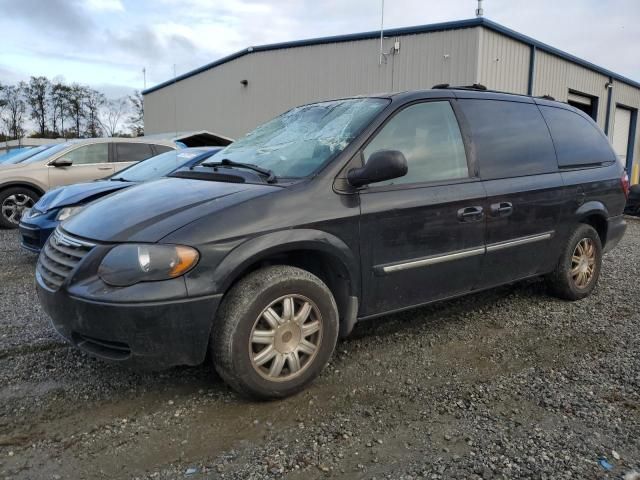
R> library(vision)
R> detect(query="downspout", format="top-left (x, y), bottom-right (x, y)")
top-left (604, 76), bottom-right (613, 136)
top-left (527, 45), bottom-right (536, 96)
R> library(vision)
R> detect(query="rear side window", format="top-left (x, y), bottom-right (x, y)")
top-left (539, 106), bottom-right (615, 167)
top-left (459, 99), bottom-right (557, 179)
top-left (364, 101), bottom-right (468, 186)
top-left (115, 143), bottom-right (154, 163)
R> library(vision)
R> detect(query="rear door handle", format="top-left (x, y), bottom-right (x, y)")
top-left (97, 166), bottom-right (112, 170)
top-left (457, 206), bottom-right (484, 222)
top-left (490, 202), bottom-right (513, 217)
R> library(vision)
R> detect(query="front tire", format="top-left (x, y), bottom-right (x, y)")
top-left (546, 224), bottom-right (602, 300)
top-left (211, 265), bottom-right (339, 399)
top-left (0, 187), bottom-right (39, 229)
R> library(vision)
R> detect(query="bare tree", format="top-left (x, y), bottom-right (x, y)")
top-left (127, 90), bottom-right (144, 136)
top-left (49, 82), bottom-right (70, 137)
top-left (0, 84), bottom-right (27, 140)
top-left (84, 89), bottom-right (106, 138)
top-left (24, 76), bottom-right (50, 137)
top-left (65, 84), bottom-right (87, 138)
top-left (99, 97), bottom-right (128, 136)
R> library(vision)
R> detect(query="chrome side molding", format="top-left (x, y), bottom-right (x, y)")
top-left (485, 231), bottom-right (553, 252)
top-left (377, 231), bottom-right (554, 274)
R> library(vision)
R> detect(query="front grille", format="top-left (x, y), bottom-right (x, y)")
top-left (37, 228), bottom-right (94, 291)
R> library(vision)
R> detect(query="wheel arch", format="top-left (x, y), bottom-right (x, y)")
top-left (213, 229), bottom-right (360, 335)
top-left (575, 201), bottom-right (608, 246)
top-left (0, 181), bottom-right (46, 196)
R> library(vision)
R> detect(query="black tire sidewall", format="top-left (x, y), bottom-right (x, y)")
top-left (0, 187), bottom-right (40, 229)
top-left (214, 268), bottom-right (338, 399)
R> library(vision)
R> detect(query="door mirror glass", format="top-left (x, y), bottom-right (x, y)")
top-left (52, 157), bottom-right (73, 167)
top-left (347, 150), bottom-right (407, 187)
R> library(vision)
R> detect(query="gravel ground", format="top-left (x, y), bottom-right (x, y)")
top-left (1, 221), bottom-right (639, 480)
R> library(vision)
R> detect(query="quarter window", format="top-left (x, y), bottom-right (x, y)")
top-left (539, 106), bottom-right (615, 167)
top-left (364, 101), bottom-right (468, 186)
top-left (115, 143), bottom-right (155, 163)
top-left (63, 143), bottom-right (108, 165)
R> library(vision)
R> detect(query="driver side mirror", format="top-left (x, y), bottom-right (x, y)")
top-left (51, 157), bottom-right (73, 167)
top-left (347, 150), bottom-right (408, 188)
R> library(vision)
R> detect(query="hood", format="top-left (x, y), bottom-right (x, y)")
top-left (62, 177), bottom-right (279, 243)
top-left (0, 161), bottom-right (32, 171)
top-left (35, 181), bottom-right (132, 212)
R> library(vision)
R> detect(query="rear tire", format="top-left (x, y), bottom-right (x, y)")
top-left (546, 224), bottom-right (602, 300)
top-left (211, 265), bottom-right (339, 400)
top-left (0, 187), bottom-right (40, 229)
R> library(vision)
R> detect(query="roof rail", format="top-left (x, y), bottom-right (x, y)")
top-left (432, 83), bottom-right (488, 91)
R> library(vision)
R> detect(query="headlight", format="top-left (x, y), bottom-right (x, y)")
top-left (98, 244), bottom-right (199, 287)
top-left (56, 205), bottom-right (85, 221)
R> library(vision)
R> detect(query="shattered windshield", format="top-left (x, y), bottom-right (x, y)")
top-left (217, 98), bottom-right (389, 178)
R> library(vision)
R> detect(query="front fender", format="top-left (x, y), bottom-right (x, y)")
top-left (185, 229), bottom-right (360, 298)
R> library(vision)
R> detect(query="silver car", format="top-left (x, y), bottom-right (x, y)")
top-left (0, 137), bottom-right (177, 228)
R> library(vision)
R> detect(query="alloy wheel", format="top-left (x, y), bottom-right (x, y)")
top-left (1, 193), bottom-right (35, 225)
top-left (249, 294), bottom-right (323, 382)
top-left (571, 238), bottom-right (596, 288)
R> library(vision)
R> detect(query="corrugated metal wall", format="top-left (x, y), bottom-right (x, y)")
top-left (611, 81), bottom-right (640, 181)
top-left (145, 25), bottom-right (640, 181)
top-left (477, 28), bottom-right (529, 94)
top-left (144, 28), bottom-right (480, 138)
top-left (532, 50), bottom-right (609, 129)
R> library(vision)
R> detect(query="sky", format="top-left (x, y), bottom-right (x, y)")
top-left (0, 0), bottom-right (638, 99)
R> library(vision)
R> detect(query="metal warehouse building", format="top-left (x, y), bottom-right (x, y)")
top-left (143, 17), bottom-right (640, 182)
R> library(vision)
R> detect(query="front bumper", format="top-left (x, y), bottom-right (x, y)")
top-left (19, 212), bottom-right (58, 253)
top-left (604, 214), bottom-right (626, 253)
top-left (37, 275), bottom-right (222, 370)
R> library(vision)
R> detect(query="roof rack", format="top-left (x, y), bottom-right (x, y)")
top-left (432, 83), bottom-right (488, 91)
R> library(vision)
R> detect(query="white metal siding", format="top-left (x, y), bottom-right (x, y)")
top-left (477, 28), bottom-right (529, 94)
top-left (144, 28), bottom-right (480, 138)
top-left (533, 50), bottom-right (609, 129)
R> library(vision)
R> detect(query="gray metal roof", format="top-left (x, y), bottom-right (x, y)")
top-left (142, 17), bottom-right (640, 95)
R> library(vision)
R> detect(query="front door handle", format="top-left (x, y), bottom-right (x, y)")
top-left (97, 166), bottom-right (112, 170)
top-left (490, 202), bottom-right (513, 217)
top-left (457, 206), bottom-right (484, 222)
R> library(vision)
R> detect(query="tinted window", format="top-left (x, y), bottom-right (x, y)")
top-left (459, 99), bottom-right (557, 179)
top-left (364, 101), bottom-right (468, 186)
top-left (539, 106), bottom-right (615, 166)
top-left (64, 143), bottom-right (109, 165)
top-left (115, 143), bottom-right (154, 163)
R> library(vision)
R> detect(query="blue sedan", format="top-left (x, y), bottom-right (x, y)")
top-left (19, 147), bottom-right (222, 252)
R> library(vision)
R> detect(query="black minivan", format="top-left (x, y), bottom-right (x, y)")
top-left (36, 87), bottom-right (627, 399)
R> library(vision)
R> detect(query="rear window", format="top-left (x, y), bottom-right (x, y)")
top-left (539, 106), bottom-right (615, 167)
top-left (115, 143), bottom-right (154, 163)
top-left (458, 99), bottom-right (557, 179)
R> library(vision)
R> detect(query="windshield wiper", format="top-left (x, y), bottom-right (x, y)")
top-left (109, 177), bottom-right (131, 182)
top-left (201, 158), bottom-right (277, 183)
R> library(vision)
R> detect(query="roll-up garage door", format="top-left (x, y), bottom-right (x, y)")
top-left (612, 107), bottom-right (632, 162)
top-left (567, 92), bottom-right (597, 120)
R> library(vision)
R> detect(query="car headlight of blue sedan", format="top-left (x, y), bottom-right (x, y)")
top-left (56, 205), bottom-right (85, 221)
